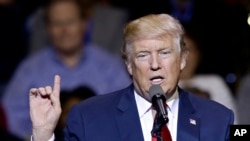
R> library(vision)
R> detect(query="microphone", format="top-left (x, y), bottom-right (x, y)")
top-left (149, 84), bottom-right (169, 125)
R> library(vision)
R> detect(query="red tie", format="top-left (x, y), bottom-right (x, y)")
top-left (161, 124), bottom-right (172, 141)
top-left (152, 124), bottom-right (172, 141)
top-left (151, 105), bottom-right (172, 141)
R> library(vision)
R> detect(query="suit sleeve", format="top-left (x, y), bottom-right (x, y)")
top-left (63, 105), bottom-right (85, 141)
top-left (226, 110), bottom-right (234, 141)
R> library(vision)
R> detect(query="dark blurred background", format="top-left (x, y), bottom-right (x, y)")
top-left (1, 0), bottom-right (250, 96)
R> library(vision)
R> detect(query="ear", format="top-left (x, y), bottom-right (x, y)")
top-left (180, 51), bottom-right (189, 71)
top-left (125, 60), bottom-right (133, 76)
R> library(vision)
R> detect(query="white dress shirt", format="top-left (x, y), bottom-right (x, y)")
top-left (134, 90), bottom-right (179, 141)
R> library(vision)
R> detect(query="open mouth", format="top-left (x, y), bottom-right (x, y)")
top-left (150, 76), bottom-right (164, 84)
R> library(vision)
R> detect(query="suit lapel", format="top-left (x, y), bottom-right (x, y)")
top-left (115, 85), bottom-right (144, 141)
top-left (177, 88), bottom-right (200, 141)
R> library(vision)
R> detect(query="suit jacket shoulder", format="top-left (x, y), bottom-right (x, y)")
top-left (177, 88), bottom-right (234, 141)
top-left (64, 84), bottom-right (144, 141)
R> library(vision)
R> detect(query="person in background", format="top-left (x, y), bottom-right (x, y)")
top-left (27, 0), bottom-right (129, 57)
top-left (178, 26), bottom-right (238, 124)
top-left (183, 87), bottom-right (210, 99)
top-left (88, 0), bottom-right (129, 57)
top-left (0, 103), bottom-right (24, 141)
top-left (29, 13), bottom-right (234, 141)
top-left (55, 86), bottom-right (96, 141)
top-left (1, 0), bottom-right (131, 140)
top-left (236, 72), bottom-right (250, 124)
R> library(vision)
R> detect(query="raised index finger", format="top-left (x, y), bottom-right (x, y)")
top-left (53, 75), bottom-right (61, 97)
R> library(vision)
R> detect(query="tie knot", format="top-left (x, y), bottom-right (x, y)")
top-left (151, 103), bottom-right (169, 128)
top-left (151, 103), bottom-right (168, 115)
top-left (151, 103), bottom-right (168, 109)
top-left (151, 104), bottom-right (172, 141)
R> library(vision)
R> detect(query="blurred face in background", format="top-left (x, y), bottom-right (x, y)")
top-left (47, 1), bottom-right (86, 54)
top-left (180, 35), bottom-right (200, 80)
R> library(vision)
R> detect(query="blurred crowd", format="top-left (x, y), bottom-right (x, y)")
top-left (0, 0), bottom-right (250, 140)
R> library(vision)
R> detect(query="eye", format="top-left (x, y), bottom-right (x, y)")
top-left (136, 52), bottom-right (149, 60)
top-left (159, 50), bottom-right (170, 57)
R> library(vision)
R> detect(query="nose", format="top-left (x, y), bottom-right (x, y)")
top-left (150, 54), bottom-right (161, 71)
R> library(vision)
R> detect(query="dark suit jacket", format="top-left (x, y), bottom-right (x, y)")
top-left (64, 84), bottom-right (234, 141)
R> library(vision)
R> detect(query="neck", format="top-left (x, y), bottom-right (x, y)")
top-left (57, 47), bottom-right (83, 69)
top-left (166, 87), bottom-right (178, 103)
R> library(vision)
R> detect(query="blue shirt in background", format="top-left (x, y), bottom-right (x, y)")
top-left (1, 43), bottom-right (132, 139)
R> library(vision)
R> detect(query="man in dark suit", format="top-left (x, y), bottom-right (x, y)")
top-left (29, 13), bottom-right (234, 141)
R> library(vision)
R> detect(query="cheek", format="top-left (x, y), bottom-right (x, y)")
top-left (71, 23), bottom-right (84, 36)
top-left (132, 63), bottom-right (150, 87)
top-left (129, 61), bottom-right (151, 82)
top-left (163, 57), bottom-right (182, 74)
top-left (49, 27), bottom-right (61, 38)
top-left (134, 61), bottom-right (150, 73)
top-left (72, 26), bottom-right (84, 37)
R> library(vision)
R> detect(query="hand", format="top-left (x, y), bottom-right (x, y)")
top-left (29, 75), bottom-right (61, 141)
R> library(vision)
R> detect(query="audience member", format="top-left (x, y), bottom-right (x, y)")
top-left (184, 87), bottom-right (210, 99)
top-left (0, 104), bottom-right (24, 141)
top-left (178, 26), bottom-right (238, 124)
top-left (55, 86), bottom-right (96, 141)
top-left (1, 0), bottom-right (131, 140)
top-left (236, 73), bottom-right (250, 124)
top-left (27, 0), bottom-right (129, 57)
top-left (89, 0), bottom-right (129, 56)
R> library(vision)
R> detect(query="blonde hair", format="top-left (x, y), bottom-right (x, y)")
top-left (122, 13), bottom-right (185, 60)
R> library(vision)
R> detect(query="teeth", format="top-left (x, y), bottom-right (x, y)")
top-left (152, 78), bottom-right (162, 82)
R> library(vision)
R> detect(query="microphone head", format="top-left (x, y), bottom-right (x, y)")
top-left (149, 85), bottom-right (166, 101)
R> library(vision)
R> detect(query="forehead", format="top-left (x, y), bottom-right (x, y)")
top-left (132, 37), bottom-right (175, 51)
top-left (48, 2), bottom-right (80, 20)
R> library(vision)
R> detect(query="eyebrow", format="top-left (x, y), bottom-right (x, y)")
top-left (134, 51), bottom-right (150, 56)
top-left (133, 44), bottom-right (173, 53)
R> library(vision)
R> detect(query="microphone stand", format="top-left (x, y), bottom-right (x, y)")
top-left (151, 112), bottom-right (169, 141)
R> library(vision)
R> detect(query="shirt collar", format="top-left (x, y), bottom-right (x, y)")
top-left (134, 88), bottom-right (179, 118)
top-left (135, 90), bottom-right (152, 118)
top-left (49, 44), bottom-right (88, 68)
top-left (167, 89), bottom-right (179, 113)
